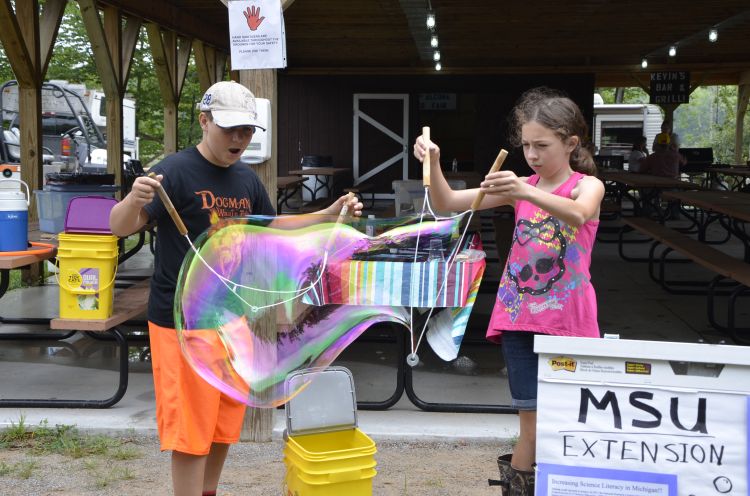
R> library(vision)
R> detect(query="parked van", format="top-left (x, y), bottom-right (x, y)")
top-left (593, 101), bottom-right (663, 168)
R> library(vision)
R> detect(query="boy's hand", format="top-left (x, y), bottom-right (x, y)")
top-left (322, 193), bottom-right (363, 217)
top-left (128, 174), bottom-right (163, 209)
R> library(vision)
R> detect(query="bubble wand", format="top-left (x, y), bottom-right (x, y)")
top-left (406, 127), bottom-right (507, 367)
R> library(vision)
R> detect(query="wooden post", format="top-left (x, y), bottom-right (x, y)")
top-left (736, 71), bottom-right (750, 165)
top-left (0, 0), bottom-right (64, 284)
top-left (77, 1), bottom-right (140, 194)
top-left (237, 69), bottom-right (278, 443)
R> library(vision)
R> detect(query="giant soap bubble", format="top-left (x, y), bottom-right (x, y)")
top-left (175, 213), bottom-right (485, 407)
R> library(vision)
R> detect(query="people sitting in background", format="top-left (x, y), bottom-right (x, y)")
top-left (627, 136), bottom-right (648, 173)
top-left (652, 119), bottom-right (681, 152)
top-left (639, 142), bottom-right (684, 178)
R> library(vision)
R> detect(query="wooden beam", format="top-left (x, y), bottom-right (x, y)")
top-left (193, 41), bottom-right (215, 92)
top-left (0, 1), bottom-right (35, 86)
top-left (38, 0), bottom-right (66, 77)
top-left (238, 69), bottom-right (278, 443)
top-left (96, 0), bottom-right (226, 49)
top-left (146, 24), bottom-right (192, 155)
top-left (736, 81), bottom-right (749, 165)
top-left (77, 0), bottom-right (117, 95)
top-left (121, 16), bottom-right (142, 84)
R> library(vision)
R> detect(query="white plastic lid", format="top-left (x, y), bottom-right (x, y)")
top-left (284, 366), bottom-right (358, 436)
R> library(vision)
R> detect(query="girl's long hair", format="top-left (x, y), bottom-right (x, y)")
top-left (509, 87), bottom-right (596, 175)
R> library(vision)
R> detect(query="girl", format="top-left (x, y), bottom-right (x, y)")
top-left (413, 87), bottom-right (604, 495)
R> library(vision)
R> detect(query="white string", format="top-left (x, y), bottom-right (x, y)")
top-left (408, 188), bottom-right (474, 356)
top-left (185, 235), bottom-right (330, 312)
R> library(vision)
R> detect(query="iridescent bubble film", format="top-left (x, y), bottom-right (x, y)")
top-left (175, 214), bottom-right (485, 407)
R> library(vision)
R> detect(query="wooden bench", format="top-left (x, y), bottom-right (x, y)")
top-left (277, 175), bottom-right (308, 212)
top-left (619, 217), bottom-right (750, 342)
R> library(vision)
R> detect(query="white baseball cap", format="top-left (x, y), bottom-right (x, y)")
top-left (197, 81), bottom-right (266, 131)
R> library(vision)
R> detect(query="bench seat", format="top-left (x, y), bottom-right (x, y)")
top-left (0, 279), bottom-right (151, 409)
top-left (619, 216), bottom-right (750, 343)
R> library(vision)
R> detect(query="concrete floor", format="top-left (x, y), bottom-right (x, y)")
top-left (0, 205), bottom-right (746, 441)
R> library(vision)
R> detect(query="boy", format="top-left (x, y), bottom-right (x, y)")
top-left (110, 80), bottom-right (361, 496)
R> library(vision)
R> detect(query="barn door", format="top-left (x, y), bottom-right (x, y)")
top-left (353, 94), bottom-right (409, 197)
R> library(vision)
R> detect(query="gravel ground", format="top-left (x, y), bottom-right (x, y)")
top-left (0, 434), bottom-right (513, 495)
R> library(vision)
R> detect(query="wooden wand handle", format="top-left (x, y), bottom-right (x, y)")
top-left (470, 149), bottom-right (509, 211)
top-left (148, 172), bottom-right (188, 236)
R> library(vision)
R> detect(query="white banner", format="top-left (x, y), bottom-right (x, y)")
top-left (535, 337), bottom-right (750, 496)
top-left (228, 0), bottom-right (287, 70)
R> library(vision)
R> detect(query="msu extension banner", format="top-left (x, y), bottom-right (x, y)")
top-left (534, 336), bottom-right (750, 496)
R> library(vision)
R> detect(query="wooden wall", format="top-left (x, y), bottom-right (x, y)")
top-left (277, 73), bottom-right (595, 191)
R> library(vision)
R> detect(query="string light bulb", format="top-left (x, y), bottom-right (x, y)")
top-left (668, 45), bottom-right (677, 57)
top-left (435, 62), bottom-right (442, 71)
top-left (641, 58), bottom-right (648, 69)
top-left (426, 11), bottom-right (436, 29)
top-left (430, 35), bottom-right (439, 48)
top-left (433, 50), bottom-right (441, 62)
top-left (708, 28), bottom-right (718, 42)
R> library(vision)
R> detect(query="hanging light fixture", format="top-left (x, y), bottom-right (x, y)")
top-left (430, 35), bottom-right (439, 48)
top-left (641, 58), bottom-right (648, 69)
top-left (668, 45), bottom-right (677, 57)
top-left (708, 28), bottom-right (718, 42)
top-left (435, 62), bottom-right (442, 71)
top-left (426, 10), bottom-right (436, 29)
top-left (433, 50), bottom-right (441, 62)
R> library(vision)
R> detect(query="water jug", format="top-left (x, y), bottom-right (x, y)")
top-left (0, 178), bottom-right (30, 252)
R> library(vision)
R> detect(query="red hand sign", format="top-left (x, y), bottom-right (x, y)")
top-left (243, 6), bottom-right (265, 31)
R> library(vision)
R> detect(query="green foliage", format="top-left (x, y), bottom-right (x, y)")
top-left (1, 417), bottom-right (141, 460)
top-left (1, 3), bottom-right (206, 166)
top-left (675, 86), bottom-right (750, 164)
top-left (595, 87), bottom-right (649, 104)
top-left (597, 86), bottom-right (749, 164)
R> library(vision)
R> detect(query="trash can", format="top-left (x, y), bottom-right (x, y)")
top-left (300, 155), bottom-right (332, 203)
top-left (283, 366), bottom-right (377, 496)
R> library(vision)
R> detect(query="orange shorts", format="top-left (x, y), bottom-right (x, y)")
top-left (149, 322), bottom-right (246, 455)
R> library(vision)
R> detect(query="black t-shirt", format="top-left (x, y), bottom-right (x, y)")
top-left (144, 147), bottom-right (276, 327)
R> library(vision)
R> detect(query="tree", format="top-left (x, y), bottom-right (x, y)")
top-left (597, 85), bottom-right (749, 164)
top-left (1, 2), bottom-right (205, 164)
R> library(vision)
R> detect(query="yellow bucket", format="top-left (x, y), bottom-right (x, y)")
top-left (283, 428), bottom-right (377, 496)
top-left (57, 233), bottom-right (118, 320)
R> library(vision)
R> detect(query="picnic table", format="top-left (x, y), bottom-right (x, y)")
top-left (287, 167), bottom-right (349, 210)
top-left (598, 169), bottom-right (702, 219)
top-left (662, 190), bottom-right (750, 260)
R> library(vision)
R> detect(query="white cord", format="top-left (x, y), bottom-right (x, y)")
top-left (185, 235), bottom-right (330, 312)
top-left (409, 188), bottom-right (473, 356)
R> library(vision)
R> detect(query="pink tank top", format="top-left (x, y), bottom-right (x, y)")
top-left (486, 172), bottom-right (600, 341)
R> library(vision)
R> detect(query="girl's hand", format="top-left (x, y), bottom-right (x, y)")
top-left (413, 135), bottom-right (441, 165)
top-left (480, 170), bottom-right (529, 199)
top-left (127, 174), bottom-right (162, 209)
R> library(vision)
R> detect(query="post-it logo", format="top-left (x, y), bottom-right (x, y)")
top-left (549, 356), bottom-right (576, 372)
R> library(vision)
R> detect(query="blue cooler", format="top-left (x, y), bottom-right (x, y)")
top-left (0, 179), bottom-right (29, 252)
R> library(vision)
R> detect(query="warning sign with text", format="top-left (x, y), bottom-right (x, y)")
top-left (228, 0), bottom-right (287, 70)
